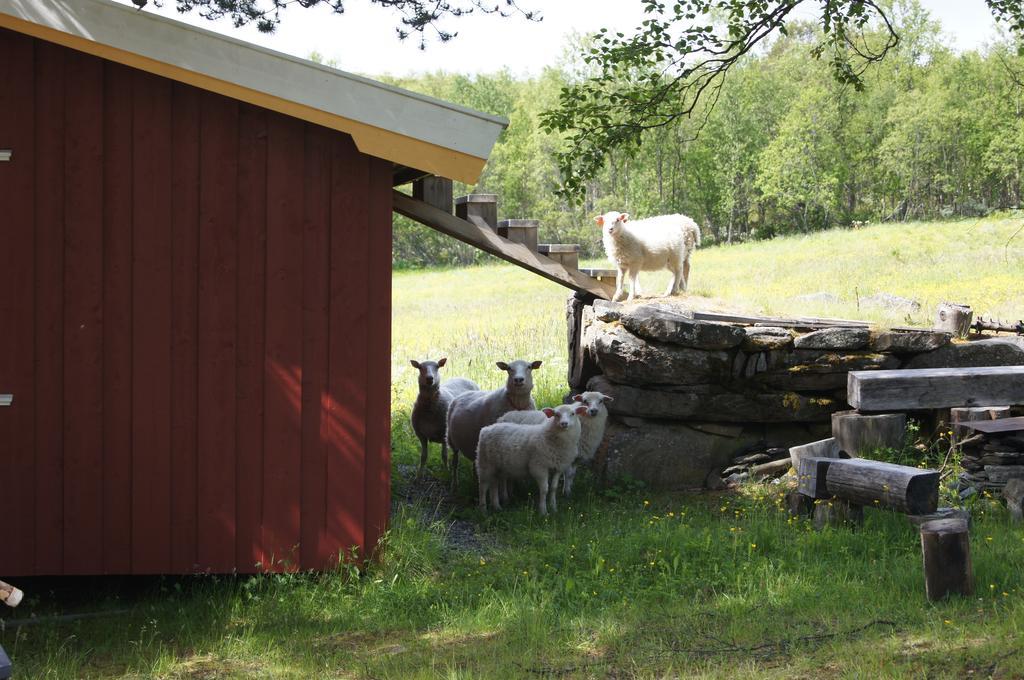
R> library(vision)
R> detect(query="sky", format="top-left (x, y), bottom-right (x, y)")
top-left (118, 0), bottom-right (1002, 78)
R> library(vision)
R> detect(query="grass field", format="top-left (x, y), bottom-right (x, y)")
top-left (5, 217), bottom-right (1024, 678)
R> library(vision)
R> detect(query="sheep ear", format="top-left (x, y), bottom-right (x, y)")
top-left (496, 361), bottom-right (509, 371)
top-left (620, 213), bottom-right (630, 222)
top-left (542, 408), bottom-right (556, 418)
top-left (574, 406), bottom-right (588, 416)
top-left (437, 357), bottom-right (447, 367)
top-left (410, 360), bottom-right (421, 369)
top-left (602, 395), bottom-right (614, 403)
top-left (593, 215), bottom-right (604, 226)
top-left (572, 394), bottom-right (583, 402)
top-left (530, 360), bottom-right (543, 370)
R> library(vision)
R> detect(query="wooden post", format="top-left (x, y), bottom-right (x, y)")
top-left (454, 193), bottom-right (498, 229)
top-left (920, 518), bottom-right (973, 600)
top-left (786, 490), bottom-right (814, 518)
top-left (813, 498), bottom-right (864, 530)
top-left (831, 411), bottom-right (906, 456)
top-left (797, 456), bottom-right (836, 499)
top-left (935, 302), bottom-right (973, 338)
top-left (825, 458), bottom-right (939, 515)
top-left (412, 176), bottom-right (453, 214)
top-left (1004, 478), bottom-right (1024, 522)
top-left (0, 580), bottom-right (23, 607)
top-left (950, 406), bottom-right (1011, 447)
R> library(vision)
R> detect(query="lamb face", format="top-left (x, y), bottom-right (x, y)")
top-left (410, 357), bottom-right (446, 391)
top-left (573, 391), bottom-right (613, 418)
top-left (496, 359), bottom-right (542, 401)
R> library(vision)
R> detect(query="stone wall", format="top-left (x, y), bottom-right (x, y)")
top-left (567, 295), bottom-right (1024, 490)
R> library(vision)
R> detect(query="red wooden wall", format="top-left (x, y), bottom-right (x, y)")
top-left (0, 28), bottom-right (393, 575)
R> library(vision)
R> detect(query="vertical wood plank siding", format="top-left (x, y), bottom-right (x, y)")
top-left (0, 28), bottom-right (393, 575)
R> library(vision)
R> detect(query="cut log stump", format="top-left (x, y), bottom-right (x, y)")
top-left (825, 458), bottom-right (939, 515)
top-left (813, 498), bottom-right (864, 530)
top-left (831, 410), bottom-right (906, 456)
top-left (920, 518), bottom-right (973, 601)
top-left (935, 302), bottom-right (973, 339)
top-left (786, 490), bottom-right (814, 518)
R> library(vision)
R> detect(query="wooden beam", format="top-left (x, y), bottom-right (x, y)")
top-left (848, 366), bottom-right (1024, 411)
top-left (393, 191), bottom-right (615, 299)
top-left (825, 458), bottom-right (939, 514)
top-left (412, 176), bottom-right (453, 213)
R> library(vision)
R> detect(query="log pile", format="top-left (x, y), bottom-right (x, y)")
top-left (958, 426), bottom-right (1024, 494)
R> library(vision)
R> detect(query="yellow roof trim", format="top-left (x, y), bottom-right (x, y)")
top-left (0, 11), bottom-right (491, 183)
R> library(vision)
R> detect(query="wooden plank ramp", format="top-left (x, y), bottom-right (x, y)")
top-left (849, 366), bottom-right (1024, 411)
top-left (393, 191), bottom-right (615, 300)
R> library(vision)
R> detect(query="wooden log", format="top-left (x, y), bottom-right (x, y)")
top-left (831, 410), bottom-right (907, 456)
top-left (951, 406), bottom-right (1012, 447)
top-left (920, 518), bottom-right (973, 600)
top-left (813, 498), bottom-right (864, 530)
top-left (825, 458), bottom-right (939, 514)
top-left (0, 580), bottom-right (23, 607)
top-left (749, 457), bottom-right (792, 480)
top-left (1004, 478), bottom-right (1024, 522)
top-left (848, 366), bottom-right (1024, 412)
top-left (935, 302), bottom-right (973, 339)
top-left (789, 437), bottom-right (841, 470)
top-left (797, 456), bottom-right (837, 499)
top-left (412, 176), bottom-right (453, 214)
top-left (786, 490), bottom-right (814, 518)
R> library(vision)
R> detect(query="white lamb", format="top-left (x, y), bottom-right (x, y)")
top-left (498, 391), bottom-right (612, 496)
top-left (595, 210), bottom-right (702, 302)
top-left (476, 403), bottom-right (588, 515)
top-left (445, 359), bottom-right (542, 491)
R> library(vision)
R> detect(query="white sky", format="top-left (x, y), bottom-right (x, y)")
top-left (119, 0), bottom-right (1001, 78)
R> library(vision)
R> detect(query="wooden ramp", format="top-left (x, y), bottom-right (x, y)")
top-left (393, 188), bottom-right (615, 300)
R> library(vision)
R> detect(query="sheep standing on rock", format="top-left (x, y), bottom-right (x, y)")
top-left (409, 358), bottom-right (479, 477)
top-left (477, 403), bottom-right (588, 515)
top-left (596, 210), bottom-right (702, 303)
top-left (446, 359), bottom-right (542, 490)
top-left (498, 391), bottom-right (612, 496)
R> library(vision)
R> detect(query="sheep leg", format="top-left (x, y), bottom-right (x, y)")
top-left (626, 269), bottom-right (639, 302)
top-left (449, 451), bottom-right (459, 492)
top-left (663, 268), bottom-right (679, 297)
top-left (417, 436), bottom-right (429, 477)
top-left (499, 478), bottom-right (510, 505)
top-left (548, 470), bottom-right (561, 513)
top-left (478, 477), bottom-right (489, 513)
top-left (562, 463), bottom-right (576, 497)
top-left (490, 483), bottom-right (503, 511)
top-left (534, 473), bottom-right (549, 516)
top-left (441, 439), bottom-right (449, 467)
top-left (612, 266), bottom-right (627, 302)
top-left (681, 255), bottom-right (691, 292)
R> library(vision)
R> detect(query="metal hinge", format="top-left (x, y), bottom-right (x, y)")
top-left (0, 150), bottom-right (11, 162)
top-left (0, 394), bottom-right (12, 407)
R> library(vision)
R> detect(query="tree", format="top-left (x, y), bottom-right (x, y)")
top-left (539, 0), bottom-right (1024, 199)
top-left (134, 0), bottom-right (538, 47)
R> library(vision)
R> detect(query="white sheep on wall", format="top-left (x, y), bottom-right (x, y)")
top-left (596, 210), bottom-right (701, 303)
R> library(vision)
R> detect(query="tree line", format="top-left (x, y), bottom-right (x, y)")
top-left (386, 3), bottom-right (1024, 268)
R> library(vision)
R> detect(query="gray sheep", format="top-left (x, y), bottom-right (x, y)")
top-left (409, 358), bottom-right (478, 477)
top-left (445, 359), bottom-right (542, 490)
top-left (476, 403), bottom-right (587, 515)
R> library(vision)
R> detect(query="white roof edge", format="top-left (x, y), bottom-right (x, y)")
top-left (0, 0), bottom-right (508, 165)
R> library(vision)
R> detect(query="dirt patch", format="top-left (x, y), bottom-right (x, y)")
top-left (392, 464), bottom-right (495, 554)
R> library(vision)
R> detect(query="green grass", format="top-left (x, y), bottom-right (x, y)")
top-left (6, 217), bottom-right (1024, 678)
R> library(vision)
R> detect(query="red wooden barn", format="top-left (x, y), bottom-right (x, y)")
top-left (0, 0), bottom-right (505, 575)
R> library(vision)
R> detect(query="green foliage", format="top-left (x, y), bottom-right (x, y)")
top-left (386, 6), bottom-right (1024, 267)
